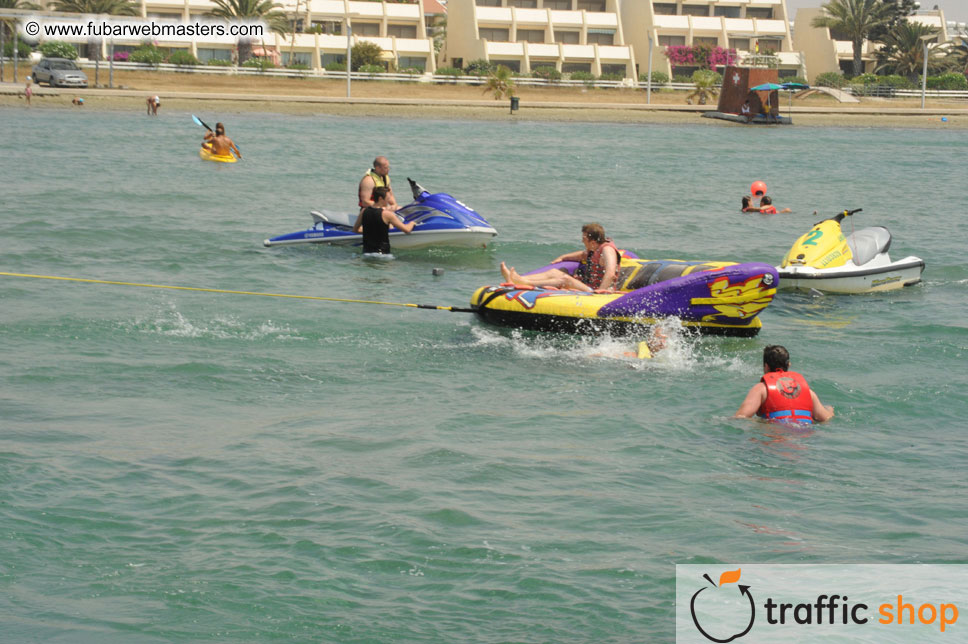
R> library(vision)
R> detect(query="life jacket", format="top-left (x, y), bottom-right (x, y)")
top-left (760, 205), bottom-right (778, 214)
top-left (757, 370), bottom-right (813, 424)
top-left (360, 170), bottom-right (391, 207)
top-left (360, 206), bottom-right (391, 254)
top-left (576, 240), bottom-right (620, 289)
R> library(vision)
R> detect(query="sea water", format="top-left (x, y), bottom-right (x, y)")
top-left (1, 107), bottom-right (966, 643)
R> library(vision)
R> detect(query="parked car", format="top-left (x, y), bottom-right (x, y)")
top-left (32, 58), bottom-right (88, 88)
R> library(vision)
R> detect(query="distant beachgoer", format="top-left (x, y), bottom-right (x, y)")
top-left (72, 96), bottom-right (84, 106)
top-left (500, 223), bottom-right (621, 293)
top-left (758, 196), bottom-right (791, 214)
top-left (352, 186), bottom-right (414, 254)
top-left (735, 345), bottom-right (834, 424)
top-left (359, 156), bottom-right (398, 211)
top-left (741, 196), bottom-right (759, 212)
top-left (146, 95), bottom-right (160, 116)
top-left (740, 99), bottom-right (752, 123)
top-left (24, 77), bottom-right (32, 107)
top-left (202, 122), bottom-right (242, 160)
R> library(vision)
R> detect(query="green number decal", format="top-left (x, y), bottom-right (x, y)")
top-left (803, 230), bottom-right (823, 247)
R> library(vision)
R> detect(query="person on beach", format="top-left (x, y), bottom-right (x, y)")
top-left (146, 95), bottom-right (160, 116)
top-left (735, 345), bottom-right (834, 424)
top-left (740, 99), bottom-right (752, 123)
top-left (358, 156), bottom-right (398, 211)
top-left (72, 96), bottom-right (84, 106)
top-left (202, 122), bottom-right (242, 160)
top-left (24, 77), bottom-right (32, 107)
top-left (352, 186), bottom-right (414, 254)
top-left (500, 223), bottom-right (621, 293)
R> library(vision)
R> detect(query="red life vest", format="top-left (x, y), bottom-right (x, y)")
top-left (577, 240), bottom-right (620, 289)
top-left (757, 370), bottom-right (814, 424)
top-left (760, 205), bottom-right (778, 214)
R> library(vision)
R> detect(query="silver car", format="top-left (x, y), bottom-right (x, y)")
top-left (32, 58), bottom-right (88, 88)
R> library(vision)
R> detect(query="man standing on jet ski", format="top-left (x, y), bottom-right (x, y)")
top-left (359, 156), bottom-right (399, 211)
top-left (734, 345), bottom-right (834, 424)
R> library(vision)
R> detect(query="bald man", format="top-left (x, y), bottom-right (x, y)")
top-left (358, 156), bottom-right (399, 211)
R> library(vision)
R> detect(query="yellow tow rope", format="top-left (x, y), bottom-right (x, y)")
top-left (0, 272), bottom-right (475, 313)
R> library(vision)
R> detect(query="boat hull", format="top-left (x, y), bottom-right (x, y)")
top-left (471, 259), bottom-right (778, 337)
top-left (778, 256), bottom-right (924, 294)
top-left (263, 226), bottom-right (497, 249)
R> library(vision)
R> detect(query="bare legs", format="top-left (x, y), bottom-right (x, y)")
top-left (500, 262), bottom-right (591, 292)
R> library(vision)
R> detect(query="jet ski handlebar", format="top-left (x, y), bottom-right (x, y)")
top-left (832, 208), bottom-right (862, 223)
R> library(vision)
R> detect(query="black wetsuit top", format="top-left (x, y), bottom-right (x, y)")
top-left (361, 206), bottom-right (391, 254)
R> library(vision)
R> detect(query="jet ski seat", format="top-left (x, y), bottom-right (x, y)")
top-left (311, 210), bottom-right (357, 228)
top-left (846, 226), bottom-right (892, 266)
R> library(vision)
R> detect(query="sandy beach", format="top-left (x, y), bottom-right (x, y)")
top-left (2, 64), bottom-right (966, 128)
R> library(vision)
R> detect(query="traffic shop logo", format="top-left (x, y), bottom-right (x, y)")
top-left (690, 569), bottom-right (755, 643)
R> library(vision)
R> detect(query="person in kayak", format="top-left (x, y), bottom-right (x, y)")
top-left (352, 186), bottom-right (414, 254)
top-left (359, 156), bottom-right (399, 211)
top-left (202, 123), bottom-right (242, 160)
top-left (734, 345), bottom-right (834, 424)
top-left (499, 223), bottom-right (621, 292)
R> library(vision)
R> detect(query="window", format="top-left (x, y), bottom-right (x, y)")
top-left (476, 0), bottom-right (502, 5)
top-left (479, 27), bottom-right (511, 41)
top-left (713, 6), bottom-right (741, 18)
top-left (658, 35), bottom-right (686, 47)
top-left (653, 3), bottom-right (676, 15)
top-left (600, 63), bottom-right (626, 76)
top-left (282, 51), bottom-right (312, 66)
top-left (544, 0), bottom-right (571, 9)
top-left (586, 30), bottom-right (614, 45)
top-left (757, 38), bottom-right (782, 52)
top-left (508, 0), bottom-right (537, 7)
top-left (728, 37), bottom-right (750, 51)
top-left (554, 30), bottom-right (580, 43)
top-left (387, 24), bottom-right (417, 38)
top-left (693, 37), bottom-right (718, 47)
top-left (517, 29), bottom-right (545, 43)
top-left (398, 56), bottom-right (426, 70)
top-left (562, 61), bottom-right (591, 73)
top-left (745, 7), bottom-right (773, 19)
top-left (321, 53), bottom-right (346, 66)
top-left (681, 5), bottom-right (709, 17)
top-left (352, 22), bottom-right (380, 36)
top-left (577, 0), bottom-right (605, 11)
top-left (311, 20), bottom-right (341, 35)
top-left (491, 59), bottom-right (521, 72)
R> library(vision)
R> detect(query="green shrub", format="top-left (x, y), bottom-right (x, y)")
top-left (464, 58), bottom-right (493, 76)
top-left (286, 62), bottom-right (310, 70)
top-left (206, 58), bottom-right (234, 66)
top-left (638, 70), bottom-right (669, 84)
top-left (781, 75), bottom-right (809, 86)
top-left (569, 71), bottom-right (595, 81)
top-left (435, 66), bottom-right (463, 76)
top-left (926, 72), bottom-right (968, 90)
top-left (598, 72), bottom-right (624, 81)
top-left (39, 40), bottom-right (76, 60)
top-left (672, 74), bottom-right (692, 83)
top-left (531, 66), bottom-right (561, 81)
top-left (880, 74), bottom-right (914, 89)
top-left (854, 72), bottom-right (878, 84)
top-left (399, 67), bottom-right (423, 75)
top-left (815, 71), bottom-right (845, 88)
top-left (325, 61), bottom-right (346, 72)
top-left (242, 57), bottom-right (275, 71)
top-left (350, 41), bottom-right (382, 70)
top-left (5, 38), bottom-right (31, 59)
top-left (130, 45), bottom-right (164, 65)
top-left (167, 50), bottom-right (199, 66)
top-left (358, 63), bottom-right (385, 74)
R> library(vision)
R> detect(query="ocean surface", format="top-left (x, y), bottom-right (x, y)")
top-left (2, 106), bottom-right (966, 643)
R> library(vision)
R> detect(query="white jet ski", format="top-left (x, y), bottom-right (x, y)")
top-left (777, 209), bottom-right (924, 294)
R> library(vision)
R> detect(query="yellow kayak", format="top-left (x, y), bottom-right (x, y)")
top-left (199, 146), bottom-right (237, 163)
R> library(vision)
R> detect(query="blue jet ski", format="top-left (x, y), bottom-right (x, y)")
top-left (263, 178), bottom-right (498, 249)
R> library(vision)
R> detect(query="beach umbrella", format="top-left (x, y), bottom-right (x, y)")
top-left (780, 82), bottom-right (811, 116)
top-left (750, 82), bottom-right (785, 91)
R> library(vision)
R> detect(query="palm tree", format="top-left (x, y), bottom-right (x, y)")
top-left (811, 0), bottom-right (894, 77)
top-left (1, 0), bottom-right (39, 45)
top-left (875, 21), bottom-right (942, 81)
top-left (685, 69), bottom-right (719, 105)
top-left (483, 64), bottom-right (515, 100)
top-left (208, 0), bottom-right (289, 63)
top-left (52, 0), bottom-right (136, 60)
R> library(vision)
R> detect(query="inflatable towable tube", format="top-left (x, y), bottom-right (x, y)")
top-left (471, 257), bottom-right (778, 337)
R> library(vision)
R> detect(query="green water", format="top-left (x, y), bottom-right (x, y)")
top-left (2, 107), bottom-right (967, 643)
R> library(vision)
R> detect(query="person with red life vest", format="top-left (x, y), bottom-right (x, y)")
top-left (735, 345), bottom-right (834, 424)
top-left (757, 196), bottom-right (791, 214)
top-left (499, 223), bottom-right (621, 293)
